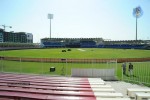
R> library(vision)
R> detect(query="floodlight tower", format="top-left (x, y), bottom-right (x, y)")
top-left (133, 6), bottom-right (143, 41)
top-left (48, 14), bottom-right (53, 39)
top-left (0, 24), bottom-right (12, 31)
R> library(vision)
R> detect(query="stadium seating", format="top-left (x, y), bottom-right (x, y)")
top-left (80, 41), bottom-right (96, 48)
top-left (41, 39), bottom-right (147, 49)
top-left (135, 93), bottom-right (150, 100)
top-left (0, 72), bottom-right (128, 100)
top-left (127, 88), bottom-right (150, 98)
top-left (97, 44), bottom-right (145, 49)
top-left (65, 43), bottom-right (81, 48)
top-left (42, 42), bottom-right (63, 47)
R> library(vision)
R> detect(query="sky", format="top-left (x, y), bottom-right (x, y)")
top-left (0, 0), bottom-right (150, 43)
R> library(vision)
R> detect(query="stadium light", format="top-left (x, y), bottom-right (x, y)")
top-left (0, 24), bottom-right (12, 31)
top-left (48, 14), bottom-right (53, 39)
top-left (133, 6), bottom-right (143, 41)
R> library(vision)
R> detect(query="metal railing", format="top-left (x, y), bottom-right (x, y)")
top-left (122, 62), bottom-right (150, 86)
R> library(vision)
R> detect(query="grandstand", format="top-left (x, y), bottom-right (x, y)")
top-left (41, 38), bottom-right (103, 48)
top-left (41, 38), bottom-right (150, 49)
top-left (1, 72), bottom-right (150, 100)
top-left (0, 72), bottom-right (126, 100)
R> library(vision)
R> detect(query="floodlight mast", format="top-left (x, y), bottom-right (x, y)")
top-left (48, 14), bottom-right (53, 39)
top-left (136, 15), bottom-right (137, 41)
top-left (133, 6), bottom-right (143, 41)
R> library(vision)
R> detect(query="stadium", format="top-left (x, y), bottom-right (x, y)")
top-left (41, 37), bottom-right (150, 49)
top-left (0, 32), bottom-right (150, 100)
top-left (0, 1), bottom-right (150, 100)
top-left (0, 37), bottom-right (150, 100)
top-left (0, 33), bottom-right (150, 100)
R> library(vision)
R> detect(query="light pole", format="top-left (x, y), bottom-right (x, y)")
top-left (0, 25), bottom-right (12, 31)
top-left (48, 14), bottom-right (53, 39)
top-left (133, 6), bottom-right (143, 41)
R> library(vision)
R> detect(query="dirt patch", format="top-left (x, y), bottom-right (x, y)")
top-left (77, 49), bottom-right (86, 51)
top-left (1, 56), bottom-right (150, 63)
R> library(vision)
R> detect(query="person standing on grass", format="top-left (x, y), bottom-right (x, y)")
top-left (129, 63), bottom-right (133, 76)
top-left (122, 62), bottom-right (126, 75)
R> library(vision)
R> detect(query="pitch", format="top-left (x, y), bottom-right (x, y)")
top-left (0, 48), bottom-right (150, 58)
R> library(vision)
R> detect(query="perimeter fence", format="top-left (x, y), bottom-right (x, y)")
top-left (122, 61), bottom-right (150, 86)
top-left (0, 56), bottom-right (150, 86)
top-left (0, 57), bottom-right (117, 80)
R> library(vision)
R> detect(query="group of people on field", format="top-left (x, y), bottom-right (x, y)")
top-left (122, 62), bottom-right (134, 76)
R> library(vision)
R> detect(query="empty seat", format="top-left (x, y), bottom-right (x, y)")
top-left (135, 93), bottom-right (150, 100)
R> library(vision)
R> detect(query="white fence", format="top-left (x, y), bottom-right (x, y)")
top-left (72, 68), bottom-right (116, 80)
top-left (0, 58), bottom-right (117, 79)
top-left (122, 62), bottom-right (150, 86)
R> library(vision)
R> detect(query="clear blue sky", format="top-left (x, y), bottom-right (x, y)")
top-left (0, 0), bottom-right (150, 43)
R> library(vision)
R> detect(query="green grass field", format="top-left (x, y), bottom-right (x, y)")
top-left (0, 48), bottom-right (150, 58)
top-left (0, 60), bottom-right (120, 77)
top-left (0, 48), bottom-right (150, 86)
top-left (0, 60), bottom-right (150, 85)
